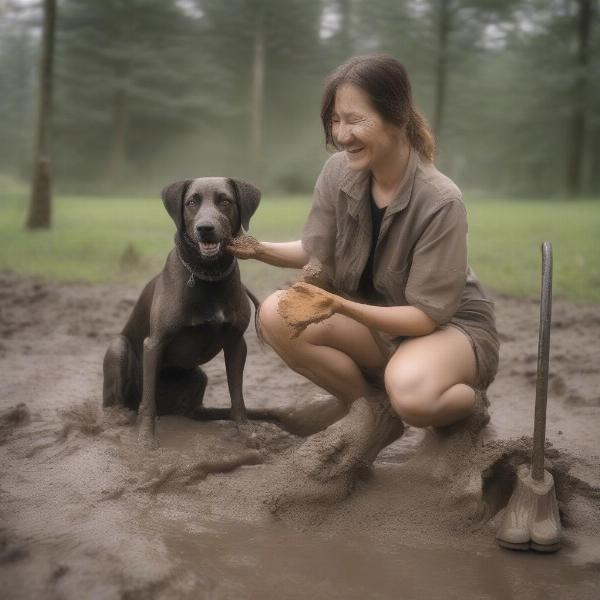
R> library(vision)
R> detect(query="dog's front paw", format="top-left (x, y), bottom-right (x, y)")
top-left (236, 421), bottom-right (261, 449)
top-left (137, 416), bottom-right (158, 450)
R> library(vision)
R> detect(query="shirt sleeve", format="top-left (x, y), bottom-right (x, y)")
top-left (301, 160), bottom-right (337, 285)
top-left (404, 200), bottom-right (468, 325)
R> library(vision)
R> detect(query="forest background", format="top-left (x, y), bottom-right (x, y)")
top-left (0, 0), bottom-right (598, 300)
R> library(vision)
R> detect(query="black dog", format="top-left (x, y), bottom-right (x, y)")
top-left (102, 177), bottom-right (261, 448)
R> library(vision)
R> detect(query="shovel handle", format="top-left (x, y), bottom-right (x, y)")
top-left (532, 241), bottom-right (553, 481)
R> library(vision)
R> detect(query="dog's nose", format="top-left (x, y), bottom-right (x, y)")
top-left (195, 224), bottom-right (215, 237)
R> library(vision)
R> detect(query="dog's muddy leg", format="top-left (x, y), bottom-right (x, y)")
top-left (137, 337), bottom-right (162, 449)
top-left (103, 335), bottom-right (134, 409)
top-left (224, 336), bottom-right (248, 424)
top-left (224, 336), bottom-right (261, 448)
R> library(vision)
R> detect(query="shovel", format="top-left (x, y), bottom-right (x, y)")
top-left (496, 241), bottom-right (561, 553)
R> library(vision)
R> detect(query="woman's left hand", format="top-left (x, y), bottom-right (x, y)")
top-left (290, 282), bottom-right (345, 315)
top-left (277, 282), bottom-right (346, 337)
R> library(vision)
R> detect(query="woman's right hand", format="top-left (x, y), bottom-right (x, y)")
top-left (226, 239), bottom-right (308, 269)
top-left (225, 235), bottom-right (264, 260)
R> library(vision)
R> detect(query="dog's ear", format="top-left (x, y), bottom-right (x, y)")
top-left (228, 178), bottom-right (261, 233)
top-left (161, 179), bottom-right (193, 230)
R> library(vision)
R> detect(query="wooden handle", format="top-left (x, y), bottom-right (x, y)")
top-left (532, 241), bottom-right (553, 481)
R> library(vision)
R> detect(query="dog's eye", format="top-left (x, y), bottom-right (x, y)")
top-left (218, 195), bottom-right (231, 205)
top-left (185, 198), bottom-right (197, 207)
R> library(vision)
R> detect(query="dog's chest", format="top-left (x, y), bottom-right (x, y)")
top-left (188, 306), bottom-right (228, 327)
top-left (182, 290), bottom-right (239, 325)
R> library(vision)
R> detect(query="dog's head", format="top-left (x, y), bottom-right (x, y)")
top-left (161, 177), bottom-right (260, 261)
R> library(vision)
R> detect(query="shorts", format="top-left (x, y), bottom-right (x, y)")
top-left (370, 299), bottom-right (500, 391)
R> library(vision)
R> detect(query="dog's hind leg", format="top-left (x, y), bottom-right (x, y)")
top-left (103, 335), bottom-right (137, 409)
top-left (156, 367), bottom-right (208, 416)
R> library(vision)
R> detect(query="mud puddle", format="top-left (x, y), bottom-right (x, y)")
top-left (158, 517), bottom-right (598, 600)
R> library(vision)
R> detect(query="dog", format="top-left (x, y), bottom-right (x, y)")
top-left (102, 177), bottom-right (261, 448)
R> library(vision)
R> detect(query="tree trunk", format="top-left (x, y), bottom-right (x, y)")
top-left (26, 0), bottom-right (56, 230)
top-left (566, 0), bottom-right (593, 197)
top-left (432, 0), bottom-right (452, 141)
top-left (250, 2), bottom-right (265, 187)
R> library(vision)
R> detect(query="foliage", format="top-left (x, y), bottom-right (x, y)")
top-left (0, 0), bottom-right (599, 196)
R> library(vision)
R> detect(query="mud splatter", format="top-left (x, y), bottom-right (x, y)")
top-left (277, 282), bottom-right (337, 337)
top-left (225, 234), bottom-right (262, 258)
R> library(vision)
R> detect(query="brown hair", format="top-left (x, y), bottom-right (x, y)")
top-left (320, 54), bottom-right (435, 162)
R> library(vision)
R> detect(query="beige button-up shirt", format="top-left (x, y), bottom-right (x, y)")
top-left (301, 149), bottom-right (493, 326)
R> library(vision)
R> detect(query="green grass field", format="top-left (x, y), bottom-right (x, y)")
top-left (1, 189), bottom-right (599, 302)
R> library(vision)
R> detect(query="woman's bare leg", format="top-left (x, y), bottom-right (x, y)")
top-left (258, 291), bottom-right (387, 404)
top-left (384, 325), bottom-right (478, 427)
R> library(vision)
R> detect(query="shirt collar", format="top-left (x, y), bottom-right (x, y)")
top-left (340, 148), bottom-right (419, 219)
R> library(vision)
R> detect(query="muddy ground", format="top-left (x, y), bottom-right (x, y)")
top-left (0, 271), bottom-right (599, 599)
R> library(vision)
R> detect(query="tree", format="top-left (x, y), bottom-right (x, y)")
top-left (26, 0), bottom-right (56, 229)
top-left (567, 0), bottom-right (596, 196)
top-left (250, 0), bottom-right (266, 186)
top-left (53, 0), bottom-right (220, 192)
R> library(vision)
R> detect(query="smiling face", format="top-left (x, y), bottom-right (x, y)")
top-left (331, 83), bottom-right (403, 173)
top-left (183, 178), bottom-right (238, 261)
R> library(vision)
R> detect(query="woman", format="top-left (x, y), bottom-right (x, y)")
top-left (228, 55), bottom-right (499, 447)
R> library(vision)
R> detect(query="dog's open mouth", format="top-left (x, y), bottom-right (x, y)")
top-left (198, 240), bottom-right (222, 257)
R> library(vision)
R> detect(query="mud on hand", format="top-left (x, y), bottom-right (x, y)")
top-left (224, 234), bottom-right (262, 260)
top-left (277, 282), bottom-right (341, 338)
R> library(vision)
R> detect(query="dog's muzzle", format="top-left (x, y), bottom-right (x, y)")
top-left (195, 224), bottom-right (224, 258)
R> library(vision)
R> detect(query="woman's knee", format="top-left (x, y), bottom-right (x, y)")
top-left (257, 290), bottom-right (287, 346)
top-left (384, 364), bottom-right (436, 427)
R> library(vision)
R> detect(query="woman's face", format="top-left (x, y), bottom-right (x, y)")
top-left (331, 83), bottom-right (402, 173)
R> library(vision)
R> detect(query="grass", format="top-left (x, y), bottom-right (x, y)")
top-left (466, 198), bottom-right (600, 303)
top-left (1, 189), bottom-right (599, 302)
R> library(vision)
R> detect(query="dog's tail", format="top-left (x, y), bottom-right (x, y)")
top-left (244, 286), bottom-right (266, 345)
top-left (244, 286), bottom-right (260, 311)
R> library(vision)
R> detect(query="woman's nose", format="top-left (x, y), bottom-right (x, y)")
top-left (335, 122), bottom-right (353, 145)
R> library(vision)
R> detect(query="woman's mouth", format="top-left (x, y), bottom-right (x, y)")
top-left (346, 146), bottom-right (365, 155)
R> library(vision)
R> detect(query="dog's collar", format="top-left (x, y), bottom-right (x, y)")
top-left (175, 246), bottom-right (236, 286)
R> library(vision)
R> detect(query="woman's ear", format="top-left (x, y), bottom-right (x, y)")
top-left (161, 179), bottom-right (193, 230)
top-left (228, 178), bottom-right (261, 233)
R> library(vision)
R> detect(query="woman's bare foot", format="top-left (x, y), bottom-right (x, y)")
top-left (265, 393), bottom-right (404, 516)
top-left (269, 394), bottom-right (348, 436)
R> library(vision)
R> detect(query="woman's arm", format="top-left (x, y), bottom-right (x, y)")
top-left (259, 240), bottom-right (309, 268)
top-left (337, 298), bottom-right (437, 337)
top-left (286, 283), bottom-right (438, 337)
top-left (227, 238), bottom-right (309, 269)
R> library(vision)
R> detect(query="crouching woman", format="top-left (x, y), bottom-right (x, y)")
top-left (228, 54), bottom-right (500, 457)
